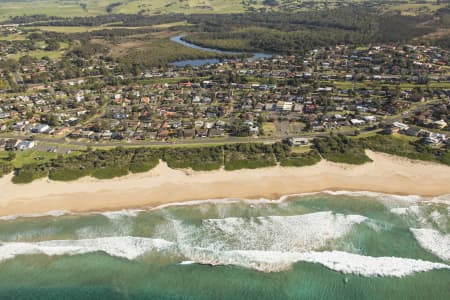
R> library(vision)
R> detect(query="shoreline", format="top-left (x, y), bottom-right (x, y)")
top-left (1, 150), bottom-right (450, 217)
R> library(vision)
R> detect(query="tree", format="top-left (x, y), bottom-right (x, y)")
top-left (45, 40), bottom-right (60, 51)
top-left (7, 152), bottom-right (16, 161)
top-left (262, 0), bottom-right (279, 6)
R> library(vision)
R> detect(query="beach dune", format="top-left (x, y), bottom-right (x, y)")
top-left (1, 150), bottom-right (450, 217)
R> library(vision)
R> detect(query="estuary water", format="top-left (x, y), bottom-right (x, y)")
top-left (169, 35), bottom-right (272, 67)
top-left (0, 192), bottom-right (449, 299)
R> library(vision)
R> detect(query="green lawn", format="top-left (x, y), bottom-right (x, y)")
top-left (385, 2), bottom-right (447, 16)
top-left (0, 149), bottom-right (57, 168)
top-left (262, 122), bottom-right (276, 137)
top-left (28, 26), bottom-right (107, 33)
top-left (8, 49), bottom-right (65, 60)
top-left (290, 145), bottom-right (312, 154)
top-left (5, 40), bottom-right (69, 60)
top-left (0, 33), bottom-right (26, 41)
top-left (0, 145), bottom-right (83, 168)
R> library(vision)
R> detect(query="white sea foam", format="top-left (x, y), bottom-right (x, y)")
top-left (0, 236), bottom-right (174, 261)
top-left (101, 209), bottom-right (144, 220)
top-left (1, 235), bottom-right (448, 277)
top-left (75, 220), bottom-right (134, 239)
top-left (322, 191), bottom-right (423, 202)
top-left (1, 191), bottom-right (447, 221)
top-left (429, 194), bottom-right (450, 205)
top-left (181, 249), bottom-right (450, 276)
top-left (179, 261), bottom-right (195, 265)
top-left (152, 191), bottom-right (438, 213)
top-left (0, 210), bottom-right (71, 221)
top-left (390, 205), bottom-right (421, 216)
top-left (410, 228), bottom-right (450, 261)
top-left (391, 204), bottom-right (448, 232)
top-left (173, 211), bottom-right (367, 252)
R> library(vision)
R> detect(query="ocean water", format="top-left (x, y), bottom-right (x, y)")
top-left (0, 192), bottom-right (449, 300)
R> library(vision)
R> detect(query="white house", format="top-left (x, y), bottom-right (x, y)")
top-left (393, 122), bottom-right (409, 131)
top-left (32, 124), bottom-right (50, 133)
top-left (363, 116), bottom-right (377, 123)
top-left (288, 137), bottom-right (309, 146)
top-left (17, 141), bottom-right (35, 151)
top-left (350, 119), bottom-right (366, 126)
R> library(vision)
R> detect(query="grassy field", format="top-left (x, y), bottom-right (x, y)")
top-left (0, 149), bottom-right (58, 168)
top-left (0, 0), bottom-right (375, 21)
top-left (28, 26), bottom-right (108, 33)
top-left (28, 22), bottom-right (189, 33)
top-left (262, 122), bottom-right (276, 137)
top-left (100, 0), bottom-right (262, 15)
top-left (107, 37), bottom-right (228, 66)
top-left (0, 33), bottom-right (26, 41)
top-left (0, 0), bottom-right (257, 21)
top-left (7, 41), bottom-right (70, 60)
top-left (384, 2), bottom-right (447, 16)
top-left (0, 145), bottom-right (83, 168)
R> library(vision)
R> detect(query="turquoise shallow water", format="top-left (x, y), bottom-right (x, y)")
top-left (0, 192), bottom-right (449, 299)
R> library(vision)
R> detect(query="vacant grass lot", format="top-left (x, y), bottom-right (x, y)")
top-left (7, 41), bottom-right (70, 60)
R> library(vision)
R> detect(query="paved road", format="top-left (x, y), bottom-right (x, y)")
top-left (0, 129), bottom-right (358, 150)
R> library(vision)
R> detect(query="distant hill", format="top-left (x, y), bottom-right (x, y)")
top-left (0, 0), bottom-right (386, 21)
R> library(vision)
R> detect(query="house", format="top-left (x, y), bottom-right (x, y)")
top-left (5, 139), bottom-right (19, 151)
top-left (0, 111), bottom-right (10, 119)
top-left (422, 137), bottom-right (441, 145)
top-left (208, 128), bottom-right (225, 138)
top-left (157, 129), bottom-right (169, 140)
top-left (403, 128), bottom-right (420, 137)
top-left (276, 101), bottom-right (293, 112)
top-left (288, 137), bottom-right (309, 146)
top-left (363, 116), bottom-right (377, 123)
top-left (350, 119), bottom-right (366, 126)
top-left (17, 140), bottom-right (35, 151)
top-left (196, 128), bottom-right (209, 138)
top-left (249, 126), bottom-right (259, 135)
top-left (392, 122), bottom-right (409, 131)
top-left (433, 120), bottom-right (447, 129)
top-left (385, 126), bottom-right (400, 135)
top-left (32, 124), bottom-right (50, 133)
top-left (183, 129), bottom-right (195, 139)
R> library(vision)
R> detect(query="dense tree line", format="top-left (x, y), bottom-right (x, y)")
top-left (4, 4), bottom-right (447, 57)
top-left (184, 7), bottom-right (439, 53)
top-left (10, 142), bottom-right (316, 183)
top-left (0, 162), bottom-right (12, 178)
top-left (8, 133), bottom-right (450, 184)
top-left (313, 134), bottom-right (372, 164)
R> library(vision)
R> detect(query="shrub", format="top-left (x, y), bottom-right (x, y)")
top-left (280, 150), bottom-right (321, 167)
top-left (313, 135), bottom-right (372, 164)
top-left (49, 168), bottom-right (91, 181)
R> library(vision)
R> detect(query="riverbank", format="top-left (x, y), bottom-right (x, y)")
top-left (1, 150), bottom-right (450, 217)
top-left (169, 35), bottom-right (272, 66)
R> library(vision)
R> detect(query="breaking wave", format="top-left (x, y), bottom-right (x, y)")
top-left (101, 209), bottom-right (144, 220)
top-left (0, 210), bottom-right (70, 221)
top-left (0, 236), bottom-right (448, 277)
top-left (172, 211), bottom-right (367, 252)
top-left (181, 249), bottom-right (450, 276)
top-left (410, 228), bottom-right (450, 261)
top-left (0, 236), bottom-right (174, 261)
top-left (1, 191), bottom-right (448, 222)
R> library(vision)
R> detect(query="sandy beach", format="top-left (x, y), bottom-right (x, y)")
top-left (1, 150), bottom-right (450, 217)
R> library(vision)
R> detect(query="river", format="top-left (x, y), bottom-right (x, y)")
top-left (169, 35), bottom-right (272, 67)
